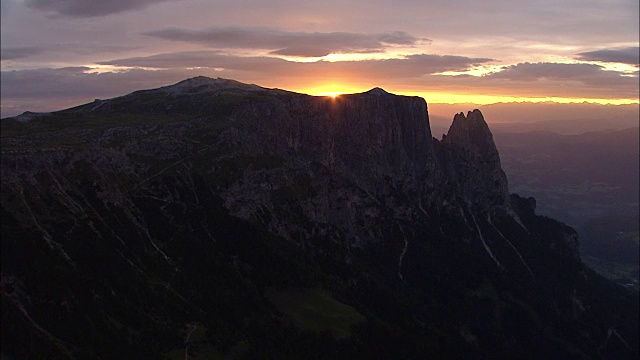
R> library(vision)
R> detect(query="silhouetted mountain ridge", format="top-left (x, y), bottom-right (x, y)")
top-left (1, 77), bottom-right (637, 359)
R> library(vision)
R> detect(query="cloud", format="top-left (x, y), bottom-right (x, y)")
top-left (143, 27), bottom-right (428, 57)
top-left (25, 0), bottom-right (175, 17)
top-left (99, 51), bottom-right (492, 78)
top-left (98, 51), bottom-right (290, 73)
top-left (428, 61), bottom-right (639, 99)
top-left (575, 47), bottom-right (639, 65)
top-left (1, 44), bottom-right (141, 61)
top-left (1, 46), bottom-right (45, 60)
top-left (486, 62), bottom-right (637, 86)
top-left (488, 62), bottom-right (607, 81)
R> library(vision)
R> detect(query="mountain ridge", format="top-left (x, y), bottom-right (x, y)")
top-left (1, 77), bottom-right (637, 359)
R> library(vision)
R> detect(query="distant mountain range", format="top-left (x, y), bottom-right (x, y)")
top-left (2, 77), bottom-right (638, 359)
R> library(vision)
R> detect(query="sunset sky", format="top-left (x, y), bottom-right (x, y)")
top-left (1, 0), bottom-right (638, 118)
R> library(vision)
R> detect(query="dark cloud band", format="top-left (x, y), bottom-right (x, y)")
top-left (1, 47), bottom-right (44, 60)
top-left (25, 0), bottom-right (175, 17)
top-left (486, 62), bottom-right (638, 88)
top-left (575, 47), bottom-right (639, 66)
top-left (98, 51), bottom-right (491, 76)
top-left (143, 27), bottom-right (429, 57)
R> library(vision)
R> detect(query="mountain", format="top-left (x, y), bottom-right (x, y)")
top-left (1, 77), bottom-right (638, 359)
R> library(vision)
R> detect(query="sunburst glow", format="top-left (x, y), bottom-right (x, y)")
top-left (298, 84), bottom-right (365, 98)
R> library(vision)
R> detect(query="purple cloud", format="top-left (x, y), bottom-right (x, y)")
top-left (99, 51), bottom-right (492, 77)
top-left (486, 62), bottom-right (637, 86)
top-left (25, 0), bottom-right (176, 17)
top-left (143, 27), bottom-right (429, 57)
top-left (1, 46), bottom-right (45, 60)
top-left (575, 47), bottom-right (639, 66)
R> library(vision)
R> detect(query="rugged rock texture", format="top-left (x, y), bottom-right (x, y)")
top-left (438, 109), bottom-right (510, 211)
top-left (1, 77), bottom-right (638, 359)
top-left (230, 87), bottom-right (437, 200)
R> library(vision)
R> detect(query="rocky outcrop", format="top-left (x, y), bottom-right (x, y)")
top-left (443, 110), bottom-right (501, 157)
top-left (437, 109), bottom-right (510, 211)
top-left (510, 194), bottom-right (580, 259)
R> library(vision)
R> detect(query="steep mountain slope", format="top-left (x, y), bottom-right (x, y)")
top-left (1, 77), bottom-right (638, 359)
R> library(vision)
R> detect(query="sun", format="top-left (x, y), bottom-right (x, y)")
top-left (295, 84), bottom-right (363, 99)
top-left (317, 91), bottom-right (342, 98)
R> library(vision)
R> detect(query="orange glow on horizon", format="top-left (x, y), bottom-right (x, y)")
top-left (295, 85), bottom-right (639, 106)
top-left (398, 92), bottom-right (639, 106)
top-left (319, 92), bottom-right (342, 98)
top-left (297, 83), bottom-right (365, 99)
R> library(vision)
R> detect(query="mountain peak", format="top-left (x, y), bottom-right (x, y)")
top-left (443, 109), bottom-right (496, 155)
top-left (160, 76), bottom-right (264, 94)
top-left (364, 87), bottom-right (389, 95)
top-left (440, 108), bottom-right (509, 209)
top-left (452, 109), bottom-right (487, 125)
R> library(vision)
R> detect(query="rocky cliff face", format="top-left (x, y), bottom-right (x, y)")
top-left (230, 87), bottom-right (437, 200)
top-left (1, 77), bottom-right (637, 359)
